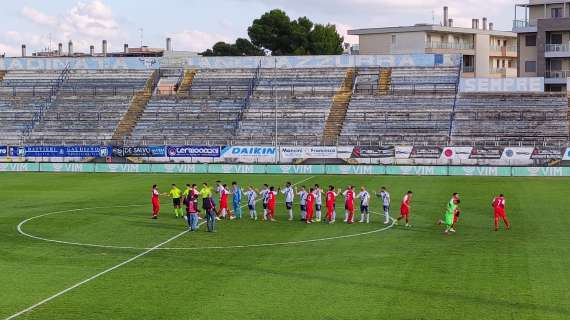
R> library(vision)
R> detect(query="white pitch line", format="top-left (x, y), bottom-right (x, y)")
top-left (4, 227), bottom-right (193, 320)
top-left (8, 176), bottom-right (317, 319)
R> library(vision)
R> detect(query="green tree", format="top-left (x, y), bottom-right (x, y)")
top-left (201, 39), bottom-right (262, 56)
top-left (308, 24), bottom-right (344, 55)
top-left (290, 16), bottom-right (313, 55)
top-left (202, 9), bottom-right (344, 56)
top-left (248, 9), bottom-right (293, 55)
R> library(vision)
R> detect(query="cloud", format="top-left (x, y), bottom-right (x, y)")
top-left (21, 6), bottom-right (58, 27)
top-left (0, 42), bottom-right (20, 57)
top-left (168, 30), bottom-right (231, 52)
top-left (12, 0), bottom-right (125, 55)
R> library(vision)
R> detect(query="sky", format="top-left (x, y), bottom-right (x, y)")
top-left (0, 0), bottom-right (519, 57)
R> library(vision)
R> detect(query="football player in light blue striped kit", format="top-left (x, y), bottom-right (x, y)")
top-left (244, 186), bottom-right (257, 220)
top-left (281, 182), bottom-right (295, 220)
top-left (376, 186), bottom-right (391, 225)
top-left (296, 186), bottom-right (308, 221)
top-left (357, 186), bottom-right (371, 223)
top-left (259, 184), bottom-right (270, 220)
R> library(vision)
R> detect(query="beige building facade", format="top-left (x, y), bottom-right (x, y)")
top-left (348, 19), bottom-right (518, 79)
top-left (514, 0), bottom-right (570, 91)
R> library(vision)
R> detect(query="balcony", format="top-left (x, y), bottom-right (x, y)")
top-left (489, 68), bottom-right (517, 78)
top-left (425, 42), bottom-right (474, 50)
top-left (545, 43), bottom-right (570, 58)
top-left (545, 70), bottom-right (570, 84)
top-left (512, 19), bottom-right (537, 33)
top-left (490, 45), bottom-right (518, 57)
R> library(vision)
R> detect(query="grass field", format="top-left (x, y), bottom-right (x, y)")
top-left (1, 172), bottom-right (570, 320)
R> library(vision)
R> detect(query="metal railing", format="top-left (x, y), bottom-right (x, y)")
top-left (545, 43), bottom-right (570, 52)
top-left (462, 66), bottom-right (475, 73)
top-left (545, 70), bottom-right (570, 78)
top-left (490, 45), bottom-right (517, 53)
top-left (513, 20), bottom-right (535, 29)
top-left (426, 42), bottom-right (474, 50)
top-left (21, 64), bottom-right (71, 138)
top-left (354, 83), bottom-right (457, 95)
top-left (489, 68), bottom-right (507, 74)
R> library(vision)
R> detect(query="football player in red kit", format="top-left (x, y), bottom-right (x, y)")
top-left (342, 186), bottom-right (356, 224)
top-left (396, 191), bottom-right (413, 227)
top-left (306, 188), bottom-right (316, 224)
top-left (266, 186), bottom-right (277, 222)
top-left (325, 185), bottom-right (337, 224)
top-left (151, 184), bottom-right (161, 219)
top-left (492, 194), bottom-right (510, 231)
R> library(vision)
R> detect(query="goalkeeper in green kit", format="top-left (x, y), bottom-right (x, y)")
top-left (438, 198), bottom-right (460, 235)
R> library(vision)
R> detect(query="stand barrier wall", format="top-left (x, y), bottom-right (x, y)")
top-left (2, 163), bottom-right (570, 177)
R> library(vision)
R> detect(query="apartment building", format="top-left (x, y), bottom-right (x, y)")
top-left (514, 0), bottom-right (570, 91)
top-left (348, 7), bottom-right (518, 78)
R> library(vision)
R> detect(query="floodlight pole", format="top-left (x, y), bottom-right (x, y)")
top-left (274, 57), bottom-right (278, 163)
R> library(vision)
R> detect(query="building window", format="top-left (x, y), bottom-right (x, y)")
top-left (525, 61), bottom-right (537, 73)
top-left (550, 33), bottom-right (562, 44)
top-left (551, 7), bottom-right (563, 18)
top-left (391, 35), bottom-right (396, 45)
top-left (525, 35), bottom-right (536, 47)
top-left (508, 60), bottom-right (513, 68)
top-left (550, 59), bottom-right (562, 71)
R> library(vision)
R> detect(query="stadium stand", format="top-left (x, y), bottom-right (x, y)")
top-left (235, 67), bottom-right (348, 145)
top-left (1, 61), bottom-right (570, 149)
top-left (0, 70), bottom-right (62, 145)
top-left (20, 70), bottom-right (154, 145)
top-left (451, 92), bottom-right (569, 147)
top-left (339, 66), bottom-right (459, 146)
top-left (128, 68), bottom-right (253, 145)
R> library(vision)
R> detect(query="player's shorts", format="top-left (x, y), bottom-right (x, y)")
top-left (220, 202), bottom-right (228, 210)
top-left (300, 205), bottom-right (306, 211)
top-left (345, 204), bottom-right (354, 211)
top-left (173, 198), bottom-right (181, 206)
top-left (263, 202), bottom-right (267, 209)
top-left (383, 205), bottom-right (390, 212)
top-left (315, 204), bottom-right (322, 211)
top-left (248, 204), bottom-right (255, 211)
top-left (286, 202), bottom-right (293, 210)
top-left (400, 205), bottom-right (409, 216)
top-left (494, 209), bottom-right (506, 219)
top-left (360, 205), bottom-right (369, 213)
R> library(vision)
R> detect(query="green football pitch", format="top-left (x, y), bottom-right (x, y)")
top-left (1, 172), bottom-right (569, 320)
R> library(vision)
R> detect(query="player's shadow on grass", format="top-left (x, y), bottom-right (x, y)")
top-left (184, 255), bottom-right (569, 317)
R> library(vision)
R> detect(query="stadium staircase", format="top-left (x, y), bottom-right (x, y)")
top-left (176, 69), bottom-right (197, 97)
top-left (111, 70), bottom-right (159, 145)
top-left (378, 68), bottom-right (392, 95)
top-left (21, 65), bottom-right (71, 139)
top-left (322, 68), bottom-right (355, 145)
